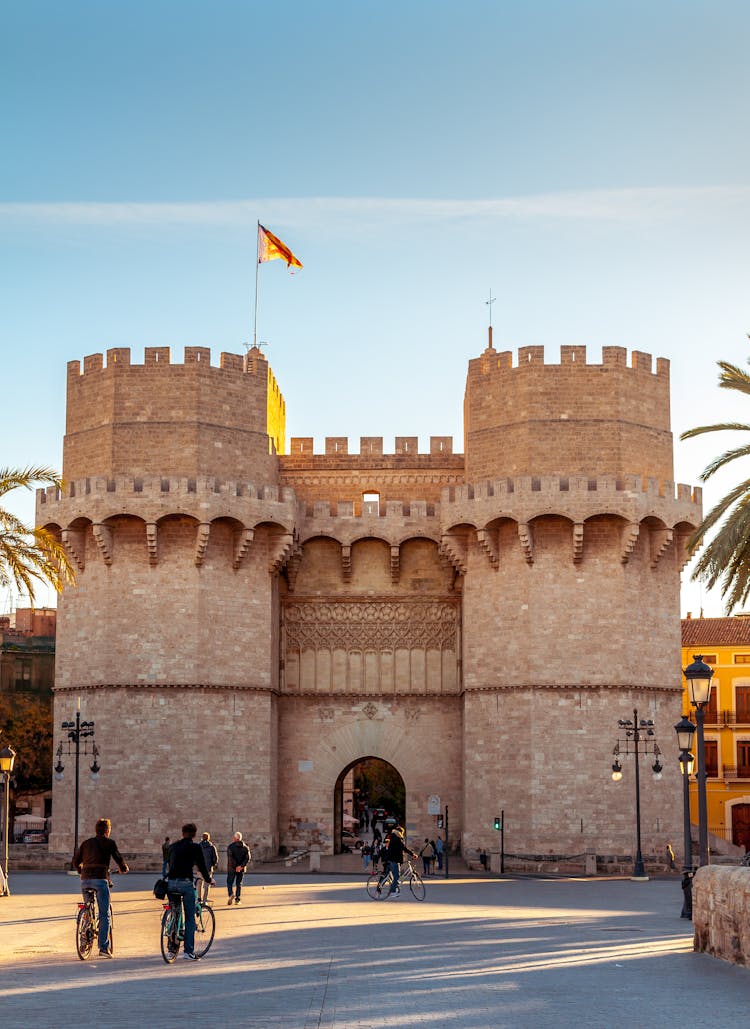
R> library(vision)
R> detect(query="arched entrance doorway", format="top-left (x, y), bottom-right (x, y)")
top-left (333, 756), bottom-right (405, 854)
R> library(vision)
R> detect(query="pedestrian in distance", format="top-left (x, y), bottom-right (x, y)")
top-left (166, 822), bottom-right (216, 961)
top-left (362, 842), bottom-right (371, 869)
top-left (227, 831), bottom-right (251, 905)
top-left (161, 836), bottom-right (170, 876)
top-left (420, 838), bottom-right (435, 876)
top-left (198, 832), bottom-right (219, 904)
top-left (434, 835), bottom-right (444, 871)
top-left (73, 817), bottom-right (129, 959)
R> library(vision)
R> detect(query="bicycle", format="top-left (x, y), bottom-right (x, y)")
top-left (76, 882), bottom-right (113, 960)
top-left (367, 858), bottom-right (426, 901)
top-left (160, 878), bottom-right (216, 963)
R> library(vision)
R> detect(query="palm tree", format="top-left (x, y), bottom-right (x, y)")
top-left (0, 466), bottom-right (75, 604)
top-left (681, 352), bottom-right (750, 612)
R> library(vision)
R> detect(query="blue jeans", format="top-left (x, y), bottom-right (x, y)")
top-left (227, 868), bottom-right (245, 899)
top-left (387, 860), bottom-right (400, 893)
top-left (168, 879), bottom-right (197, 954)
top-left (80, 878), bottom-right (111, 952)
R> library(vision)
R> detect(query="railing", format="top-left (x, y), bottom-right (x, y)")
top-left (702, 710), bottom-right (750, 727)
top-left (719, 766), bottom-right (750, 780)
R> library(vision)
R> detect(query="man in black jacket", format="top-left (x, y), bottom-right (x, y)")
top-left (166, 823), bottom-right (216, 960)
top-left (226, 831), bottom-right (251, 905)
top-left (73, 818), bottom-right (129, 958)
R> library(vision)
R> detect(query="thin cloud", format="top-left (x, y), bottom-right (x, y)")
top-left (0, 187), bottom-right (747, 229)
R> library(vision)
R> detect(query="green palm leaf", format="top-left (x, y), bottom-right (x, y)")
top-left (682, 341), bottom-right (750, 612)
top-left (0, 466), bottom-right (74, 603)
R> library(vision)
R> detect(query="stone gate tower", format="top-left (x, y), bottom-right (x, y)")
top-left (40, 340), bottom-right (701, 868)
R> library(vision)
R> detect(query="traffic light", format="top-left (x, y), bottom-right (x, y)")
top-left (493, 816), bottom-right (501, 830)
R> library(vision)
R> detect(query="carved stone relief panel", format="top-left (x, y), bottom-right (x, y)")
top-left (282, 598), bottom-right (460, 695)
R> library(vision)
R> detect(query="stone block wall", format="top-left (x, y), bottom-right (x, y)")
top-left (693, 865), bottom-right (750, 966)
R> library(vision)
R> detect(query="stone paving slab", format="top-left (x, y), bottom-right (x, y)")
top-left (0, 872), bottom-right (747, 1029)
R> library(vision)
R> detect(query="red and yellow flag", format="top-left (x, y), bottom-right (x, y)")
top-left (257, 224), bottom-right (303, 270)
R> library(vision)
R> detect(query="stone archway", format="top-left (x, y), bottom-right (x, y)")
top-left (333, 756), bottom-right (405, 854)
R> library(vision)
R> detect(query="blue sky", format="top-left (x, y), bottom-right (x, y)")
top-left (2, 0), bottom-right (749, 615)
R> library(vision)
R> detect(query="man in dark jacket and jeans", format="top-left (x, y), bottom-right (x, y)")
top-left (166, 823), bottom-right (216, 960)
top-left (73, 817), bottom-right (129, 958)
top-left (226, 831), bottom-right (251, 905)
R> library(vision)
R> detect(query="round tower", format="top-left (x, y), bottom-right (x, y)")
top-left (455, 344), bottom-right (701, 866)
top-left (41, 346), bottom-right (293, 859)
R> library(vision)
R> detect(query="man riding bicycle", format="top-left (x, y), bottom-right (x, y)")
top-left (73, 817), bottom-right (129, 959)
top-left (166, 822), bottom-right (216, 960)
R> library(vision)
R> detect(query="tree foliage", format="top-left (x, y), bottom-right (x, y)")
top-left (681, 347), bottom-right (750, 612)
top-left (0, 465), bottom-right (75, 603)
top-left (0, 692), bottom-right (53, 795)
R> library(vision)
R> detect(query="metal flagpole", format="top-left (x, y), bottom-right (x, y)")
top-left (253, 221), bottom-right (261, 350)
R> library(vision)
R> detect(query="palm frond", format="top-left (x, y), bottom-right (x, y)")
top-left (680, 422), bottom-right (750, 442)
top-left (699, 443), bottom-right (750, 482)
top-left (0, 466), bottom-right (74, 603)
top-left (717, 361), bottom-right (750, 396)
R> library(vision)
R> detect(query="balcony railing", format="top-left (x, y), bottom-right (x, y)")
top-left (720, 766), bottom-right (750, 780)
top-left (702, 710), bottom-right (750, 727)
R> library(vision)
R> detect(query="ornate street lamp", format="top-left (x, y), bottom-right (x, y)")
top-left (0, 744), bottom-right (17, 897)
top-left (54, 702), bottom-right (98, 858)
top-left (611, 709), bottom-right (662, 880)
top-left (674, 714), bottom-right (696, 918)
top-left (683, 655), bottom-right (714, 867)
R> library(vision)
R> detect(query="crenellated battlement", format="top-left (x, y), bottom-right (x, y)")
top-left (475, 344), bottom-right (669, 376)
top-left (465, 345), bottom-right (674, 484)
top-left (63, 345), bottom-right (285, 483)
top-left (68, 345), bottom-right (269, 378)
top-left (287, 436), bottom-right (455, 457)
top-left (442, 474), bottom-right (700, 506)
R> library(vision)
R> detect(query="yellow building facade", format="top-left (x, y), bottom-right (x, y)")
top-left (682, 617), bottom-right (750, 852)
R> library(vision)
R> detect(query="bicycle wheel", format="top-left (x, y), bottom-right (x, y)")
top-left (408, 870), bottom-right (426, 901)
top-left (160, 905), bottom-right (180, 963)
top-left (194, 903), bottom-right (216, 957)
top-left (366, 873), bottom-right (382, 899)
top-left (76, 905), bottom-right (96, 960)
top-left (372, 871), bottom-right (392, 900)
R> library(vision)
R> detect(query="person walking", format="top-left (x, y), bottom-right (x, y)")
top-left (73, 818), bottom-right (129, 959)
top-left (198, 832), bottom-right (219, 904)
top-left (166, 822), bottom-right (216, 961)
top-left (419, 838), bottom-right (435, 876)
top-left (227, 831), bottom-right (251, 905)
top-left (434, 835), bottom-right (444, 871)
top-left (161, 836), bottom-right (171, 877)
top-left (383, 826), bottom-right (416, 898)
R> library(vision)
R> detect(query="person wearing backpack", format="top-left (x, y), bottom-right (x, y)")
top-left (227, 831), bottom-right (251, 905)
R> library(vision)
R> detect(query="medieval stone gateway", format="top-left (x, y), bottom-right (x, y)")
top-left (39, 341), bottom-right (701, 868)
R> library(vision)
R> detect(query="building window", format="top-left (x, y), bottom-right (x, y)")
top-left (705, 689), bottom-right (719, 723)
top-left (705, 740), bottom-right (719, 778)
top-left (734, 654), bottom-right (750, 663)
top-left (736, 686), bottom-right (750, 723)
top-left (362, 492), bottom-right (380, 516)
top-left (14, 659), bottom-right (32, 690)
top-left (738, 741), bottom-right (750, 777)
top-left (700, 654), bottom-right (717, 665)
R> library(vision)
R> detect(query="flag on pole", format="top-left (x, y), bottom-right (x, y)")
top-left (257, 224), bottom-right (303, 270)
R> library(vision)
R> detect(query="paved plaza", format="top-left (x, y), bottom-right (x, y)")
top-left (0, 871), bottom-right (747, 1028)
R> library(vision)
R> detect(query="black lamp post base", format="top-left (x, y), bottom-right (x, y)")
top-left (680, 870), bottom-right (693, 919)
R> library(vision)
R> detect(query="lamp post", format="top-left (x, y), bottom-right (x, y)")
top-left (674, 714), bottom-right (696, 919)
top-left (0, 744), bottom-right (17, 897)
top-left (611, 708), bottom-right (662, 880)
top-left (683, 655), bottom-right (714, 867)
top-left (54, 703), bottom-right (97, 858)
